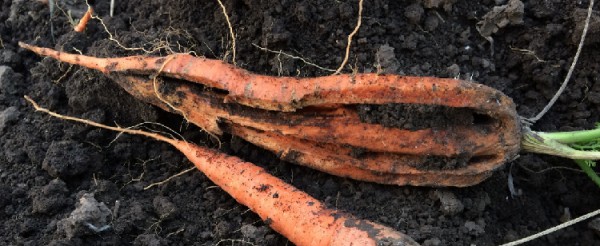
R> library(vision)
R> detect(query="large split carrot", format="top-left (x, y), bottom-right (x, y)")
top-left (24, 96), bottom-right (419, 246)
top-left (107, 73), bottom-right (516, 186)
top-left (19, 43), bottom-right (600, 188)
top-left (18, 42), bottom-right (522, 187)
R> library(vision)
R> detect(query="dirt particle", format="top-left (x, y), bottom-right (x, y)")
top-left (571, 8), bottom-right (600, 45)
top-left (255, 184), bottom-right (271, 192)
top-left (42, 140), bottom-right (102, 178)
top-left (31, 179), bottom-right (69, 214)
top-left (375, 44), bottom-right (400, 74)
top-left (432, 190), bottom-right (464, 216)
top-left (423, 237), bottom-right (442, 246)
top-left (0, 107), bottom-right (20, 131)
top-left (405, 3), bottom-right (424, 25)
top-left (0, 66), bottom-right (23, 95)
top-left (134, 234), bottom-right (166, 246)
top-left (421, 0), bottom-right (456, 11)
top-left (153, 196), bottom-right (178, 219)
top-left (264, 217), bottom-right (273, 225)
top-left (214, 220), bottom-right (233, 238)
top-left (464, 220), bottom-right (486, 236)
top-left (57, 193), bottom-right (111, 239)
top-left (424, 13), bottom-right (440, 31)
top-left (477, 0), bottom-right (524, 38)
top-left (446, 64), bottom-right (460, 78)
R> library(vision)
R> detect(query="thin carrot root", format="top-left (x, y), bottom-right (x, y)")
top-left (74, 7), bottom-right (93, 33)
top-left (24, 96), bottom-right (420, 246)
top-left (19, 42), bottom-right (522, 187)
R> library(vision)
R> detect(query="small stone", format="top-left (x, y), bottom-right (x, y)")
top-left (134, 234), bottom-right (165, 246)
top-left (405, 3), bottom-right (424, 24)
top-left (153, 196), bottom-right (178, 219)
top-left (446, 64), bottom-right (460, 78)
top-left (375, 44), bottom-right (400, 73)
top-left (0, 49), bottom-right (22, 67)
top-left (424, 14), bottom-right (440, 31)
top-left (464, 220), bottom-right (485, 236)
top-left (42, 140), bottom-right (102, 178)
top-left (588, 217), bottom-right (600, 237)
top-left (31, 179), bottom-right (69, 214)
top-left (423, 237), bottom-right (442, 246)
top-left (57, 193), bottom-right (111, 239)
top-left (0, 66), bottom-right (22, 95)
top-left (433, 190), bottom-right (464, 216)
top-left (0, 107), bottom-right (20, 131)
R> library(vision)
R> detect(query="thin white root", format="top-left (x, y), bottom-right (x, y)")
top-left (24, 95), bottom-right (173, 144)
top-left (252, 43), bottom-right (335, 72)
top-left (334, 0), bottom-right (364, 75)
top-left (110, 0), bottom-right (115, 17)
top-left (144, 166), bottom-right (196, 190)
top-left (527, 0), bottom-right (595, 123)
top-left (217, 0), bottom-right (236, 65)
top-left (500, 208), bottom-right (600, 246)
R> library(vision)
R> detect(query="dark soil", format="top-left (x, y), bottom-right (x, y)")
top-left (2, 0), bottom-right (600, 245)
top-left (357, 103), bottom-right (474, 130)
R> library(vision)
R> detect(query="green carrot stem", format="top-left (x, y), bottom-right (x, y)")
top-left (574, 159), bottom-right (600, 188)
top-left (521, 129), bottom-right (600, 160)
top-left (537, 127), bottom-right (600, 144)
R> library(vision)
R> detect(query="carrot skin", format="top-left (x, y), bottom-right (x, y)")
top-left (170, 139), bottom-right (419, 246)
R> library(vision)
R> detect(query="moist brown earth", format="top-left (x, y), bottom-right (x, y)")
top-left (1, 0), bottom-right (600, 245)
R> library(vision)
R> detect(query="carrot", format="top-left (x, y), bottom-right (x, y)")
top-left (24, 95), bottom-right (419, 246)
top-left (74, 7), bottom-right (93, 33)
top-left (107, 73), bottom-right (517, 186)
top-left (17, 42), bottom-right (518, 117)
top-left (19, 43), bottom-right (600, 188)
top-left (18, 43), bottom-right (523, 187)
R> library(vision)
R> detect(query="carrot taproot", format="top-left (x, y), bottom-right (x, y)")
top-left (18, 43), bottom-right (523, 187)
top-left (17, 42), bottom-right (517, 118)
top-left (106, 74), bottom-right (516, 186)
top-left (74, 7), bottom-right (93, 33)
top-left (24, 95), bottom-right (420, 246)
top-left (111, 74), bottom-right (514, 157)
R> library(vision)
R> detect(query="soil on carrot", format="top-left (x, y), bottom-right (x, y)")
top-left (1, 0), bottom-right (600, 245)
top-left (357, 103), bottom-right (475, 130)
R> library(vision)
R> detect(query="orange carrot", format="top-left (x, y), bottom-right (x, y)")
top-left (106, 74), bottom-right (515, 186)
top-left (24, 96), bottom-right (419, 246)
top-left (74, 7), bottom-right (93, 33)
top-left (18, 43), bottom-right (523, 187)
top-left (17, 42), bottom-right (517, 117)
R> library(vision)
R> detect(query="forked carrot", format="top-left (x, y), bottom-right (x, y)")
top-left (108, 74), bottom-right (517, 186)
top-left (24, 95), bottom-right (419, 246)
top-left (18, 43), bottom-right (523, 187)
top-left (74, 7), bottom-right (93, 33)
top-left (21, 43), bottom-right (600, 188)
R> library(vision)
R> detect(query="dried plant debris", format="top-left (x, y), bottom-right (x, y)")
top-left (476, 0), bottom-right (525, 38)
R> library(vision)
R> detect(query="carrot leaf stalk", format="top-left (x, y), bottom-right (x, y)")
top-left (522, 125), bottom-right (600, 187)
